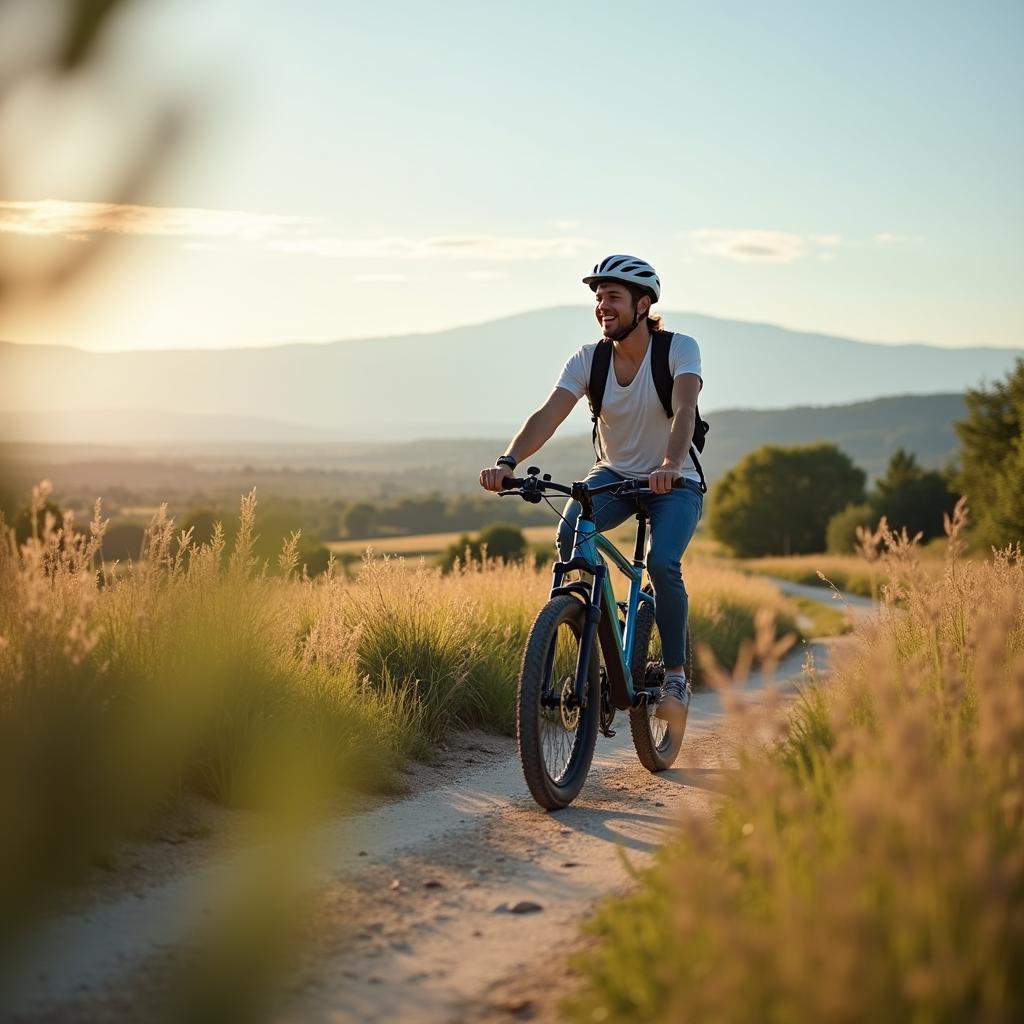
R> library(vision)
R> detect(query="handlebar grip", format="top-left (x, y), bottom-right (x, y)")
top-left (613, 477), bottom-right (688, 495)
top-left (499, 477), bottom-right (525, 490)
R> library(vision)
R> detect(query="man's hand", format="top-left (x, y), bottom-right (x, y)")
top-left (480, 464), bottom-right (516, 492)
top-left (649, 462), bottom-right (681, 495)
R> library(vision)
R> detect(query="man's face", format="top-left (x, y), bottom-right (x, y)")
top-left (594, 282), bottom-right (646, 339)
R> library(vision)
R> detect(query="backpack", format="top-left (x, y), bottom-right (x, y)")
top-left (586, 329), bottom-right (709, 494)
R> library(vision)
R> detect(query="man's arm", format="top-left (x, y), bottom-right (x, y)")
top-left (649, 373), bottom-right (701, 494)
top-left (479, 387), bottom-right (579, 491)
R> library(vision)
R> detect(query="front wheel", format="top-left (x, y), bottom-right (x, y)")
top-left (517, 595), bottom-right (600, 809)
top-left (629, 588), bottom-right (689, 772)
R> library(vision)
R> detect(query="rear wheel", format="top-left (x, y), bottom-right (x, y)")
top-left (628, 588), bottom-right (689, 772)
top-left (517, 595), bottom-right (600, 809)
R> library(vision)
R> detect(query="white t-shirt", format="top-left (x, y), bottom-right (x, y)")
top-left (555, 332), bottom-right (703, 481)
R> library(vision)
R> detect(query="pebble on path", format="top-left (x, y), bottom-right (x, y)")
top-left (494, 900), bottom-right (544, 914)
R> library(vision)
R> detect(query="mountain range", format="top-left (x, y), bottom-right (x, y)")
top-left (1, 308), bottom-right (1019, 443)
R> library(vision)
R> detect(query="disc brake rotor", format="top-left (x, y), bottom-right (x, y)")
top-left (560, 676), bottom-right (580, 730)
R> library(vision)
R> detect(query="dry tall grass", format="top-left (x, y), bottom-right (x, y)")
top-left (569, 503), bottom-right (1024, 1023)
top-left (0, 484), bottom-right (812, 949)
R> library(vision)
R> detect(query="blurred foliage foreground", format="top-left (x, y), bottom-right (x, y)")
top-left (0, 480), bottom-right (812, 1017)
top-left (569, 506), bottom-right (1024, 1024)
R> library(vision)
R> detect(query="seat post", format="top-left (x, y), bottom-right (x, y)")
top-left (632, 512), bottom-right (649, 567)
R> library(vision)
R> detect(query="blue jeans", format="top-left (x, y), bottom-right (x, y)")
top-left (555, 465), bottom-right (703, 668)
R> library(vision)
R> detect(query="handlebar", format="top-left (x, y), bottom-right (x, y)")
top-left (497, 469), bottom-right (687, 508)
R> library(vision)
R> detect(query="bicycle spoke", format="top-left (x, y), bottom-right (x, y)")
top-left (648, 707), bottom-right (669, 750)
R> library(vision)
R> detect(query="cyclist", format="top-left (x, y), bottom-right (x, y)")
top-left (479, 255), bottom-right (703, 724)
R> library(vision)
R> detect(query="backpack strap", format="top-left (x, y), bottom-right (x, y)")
top-left (652, 330), bottom-right (708, 494)
top-left (650, 330), bottom-right (675, 418)
top-left (587, 339), bottom-right (613, 460)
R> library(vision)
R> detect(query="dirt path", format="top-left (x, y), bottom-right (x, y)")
top-left (4, 585), bottom-right (870, 1023)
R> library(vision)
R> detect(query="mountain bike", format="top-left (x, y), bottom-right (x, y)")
top-left (498, 467), bottom-right (692, 810)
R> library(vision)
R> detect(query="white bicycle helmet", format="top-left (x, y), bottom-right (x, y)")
top-left (582, 254), bottom-right (661, 302)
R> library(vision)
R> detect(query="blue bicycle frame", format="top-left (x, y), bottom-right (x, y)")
top-left (549, 509), bottom-right (656, 712)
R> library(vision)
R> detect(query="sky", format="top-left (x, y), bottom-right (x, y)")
top-left (0, 0), bottom-right (1021, 351)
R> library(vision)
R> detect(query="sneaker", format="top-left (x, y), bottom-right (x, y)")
top-left (655, 674), bottom-right (691, 727)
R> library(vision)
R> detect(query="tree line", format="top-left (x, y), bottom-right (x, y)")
top-left (708, 359), bottom-right (1023, 556)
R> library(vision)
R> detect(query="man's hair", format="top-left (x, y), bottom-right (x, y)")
top-left (624, 282), bottom-right (664, 332)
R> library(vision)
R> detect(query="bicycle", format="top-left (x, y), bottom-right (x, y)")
top-left (497, 467), bottom-right (693, 810)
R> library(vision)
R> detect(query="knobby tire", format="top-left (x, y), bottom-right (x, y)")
top-left (517, 595), bottom-right (600, 810)
top-left (628, 587), bottom-right (688, 772)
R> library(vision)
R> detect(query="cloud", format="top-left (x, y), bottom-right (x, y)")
top-left (687, 229), bottom-right (808, 264)
top-left (0, 200), bottom-right (594, 266)
top-left (0, 199), bottom-right (312, 240)
top-left (684, 229), bottom-right (844, 264)
top-left (271, 234), bottom-right (592, 261)
top-left (874, 231), bottom-right (907, 243)
top-left (552, 218), bottom-right (580, 230)
top-left (353, 272), bottom-right (407, 282)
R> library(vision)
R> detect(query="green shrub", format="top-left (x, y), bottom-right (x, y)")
top-left (825, 502), bottom-right (874, 554)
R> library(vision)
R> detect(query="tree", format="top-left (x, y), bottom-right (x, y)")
top-left (869, 448), bottom-right (958, 543)
top-left (385, 495), bottom-right (447, 534)
top-left (180, 509), bottom-right (220, 547)
top-left (709, 444), bottom-right (866, 557)
top-left (341, 502), bottom-right (378, 539)
top-left (439, 533), bottom-right (477, 571)
top-left (439, 523), bottom-right (527, 571)
top-left (477, 523), bottom-right (528, 561)
top-left (102, 522), bottom-right (146, 563)
top-left (826, 503), bottom-right (875, 554)
top-left (954, 359), bottom-right (1024, 548)
top-left (987, 439), bottom-right (1024, 547)
top-left (13, 501), bottom-right (66, 547)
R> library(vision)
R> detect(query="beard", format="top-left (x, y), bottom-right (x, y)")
top-left (600, 302), bottom-right (641, 341)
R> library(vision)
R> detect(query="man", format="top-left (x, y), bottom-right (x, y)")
top-left (479, 254), bottom-right (704, 721)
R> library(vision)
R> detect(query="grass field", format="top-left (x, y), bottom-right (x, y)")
top-left (328, 521), bottom-right (723, 562)
top-left (568, 519), bottom-right (1024, 1022)
top-left (1, 486), bottom-right (821, 943)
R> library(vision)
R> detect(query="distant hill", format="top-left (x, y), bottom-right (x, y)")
top-left (702, 392), bottom-right (966, 481)
top-left (0, 410), bottom-right (329, 445)
top-left (0, 308), bottom-right (1018, 443)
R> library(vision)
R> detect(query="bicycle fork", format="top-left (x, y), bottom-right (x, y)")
top-left (549, 517), bottom-right (609, 710)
